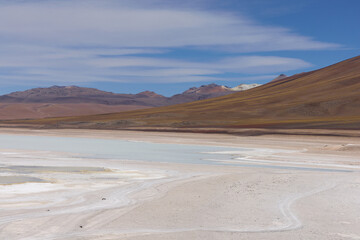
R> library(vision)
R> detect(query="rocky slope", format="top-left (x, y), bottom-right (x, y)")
top-left (15, 55), bottom-right (360, 129)
top-left (3, 86), bottom-right (167, 107)
top-left (0, 83), bottom-right (261, 119)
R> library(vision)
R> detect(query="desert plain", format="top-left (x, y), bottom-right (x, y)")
top-left (0, 128), bottom-right (359, 240)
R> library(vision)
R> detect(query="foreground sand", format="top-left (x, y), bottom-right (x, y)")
top-left (0, 128), bottom-right (359, 240)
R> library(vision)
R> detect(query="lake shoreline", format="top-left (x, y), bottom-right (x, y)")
top-left (2, 124), bottom-right (360, 138)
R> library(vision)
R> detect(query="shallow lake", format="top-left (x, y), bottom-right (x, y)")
top-left (0, 134), bottom-right (350, 172)
top-left (0, 134), bottom-right (237, 165)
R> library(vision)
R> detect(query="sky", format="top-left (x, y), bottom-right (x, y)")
top-left (0, 0), bottom-right (359, 96)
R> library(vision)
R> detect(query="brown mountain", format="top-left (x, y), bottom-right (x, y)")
top-left (168, 83), bottom-right (262, 105)
top-left (3, 85), bottom-right (167, 106)
top-left (1, 84), bottom-right (257, 106)
top-left (0, 83), bottom-right (260, 120)
top-left (167, 84), bottom-right (233, 104)
top-left (0, 86), bottom-right (165, 119)
top-left (0, 103), bottom-right (150, 120)
top-left (183, 83), bottom-right (230, 94)
top-left (11, 55), bottom-right (360, 129)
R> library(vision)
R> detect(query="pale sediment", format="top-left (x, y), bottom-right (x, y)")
top-left (0, 128), bottom-right (359, 240)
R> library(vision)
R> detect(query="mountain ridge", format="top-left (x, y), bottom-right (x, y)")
top-left (0, 82), bottom-right (262, 119)
top-left (10, 55), bottom-right (360, 129)
top-left (3, 83), bottom-right (262, 103)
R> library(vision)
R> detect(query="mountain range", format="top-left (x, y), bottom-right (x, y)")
top-left (10, 55), bottom-right (359, 130)
top-left (0, 83), bottom-right (261, 119)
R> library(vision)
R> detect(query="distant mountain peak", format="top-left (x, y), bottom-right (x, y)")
top-left (183, 83), bottom-right (230, 94)
top-left (136, 91), bottom-right (165, 98)
top-left (271, 74), bottom-right (288, 82)
top-left (1, 81), bottom-right (262, 118)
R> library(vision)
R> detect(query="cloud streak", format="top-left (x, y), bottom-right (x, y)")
top-left (0, 1), bottom-right (339, 50)
top-left (0, 0), bottom-right (338, 87)
top-left (0, 50), bottom-right (311, 84)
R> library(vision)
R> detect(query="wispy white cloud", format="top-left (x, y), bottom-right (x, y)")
top-left (0, 0), bottom-right (338, 86)
top-left (0, 1), bottom-right (339, 50)
top-left (0, 50), bottom-right (310, 83)
top-left (90, 55), bottom-right (311, 74)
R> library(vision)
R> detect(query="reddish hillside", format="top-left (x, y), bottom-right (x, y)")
top-left (3, 85), bottom-right (167, 106)
top-left (0, 83), bottom-right (261, 120)
top-left (0, 103), bottom-right (149, 120)
top-left (4, 56), bottom-right (360, 129)
top-left (168, 84), bottom-right (233, 104)
top-left (11, 55), bottom-right (360, 129)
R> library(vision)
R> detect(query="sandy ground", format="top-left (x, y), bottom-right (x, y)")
top-left (0, 128), bottom-right (359, 240)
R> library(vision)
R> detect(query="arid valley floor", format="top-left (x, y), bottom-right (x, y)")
top-left (0, 129), bottom-right (359, 240)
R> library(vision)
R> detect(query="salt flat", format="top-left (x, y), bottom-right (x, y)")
top-left (0, 129), bottom-right (359, 240)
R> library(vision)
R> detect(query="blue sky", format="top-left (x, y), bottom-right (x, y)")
top-left (0, 0), bottom-right (358, 96)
